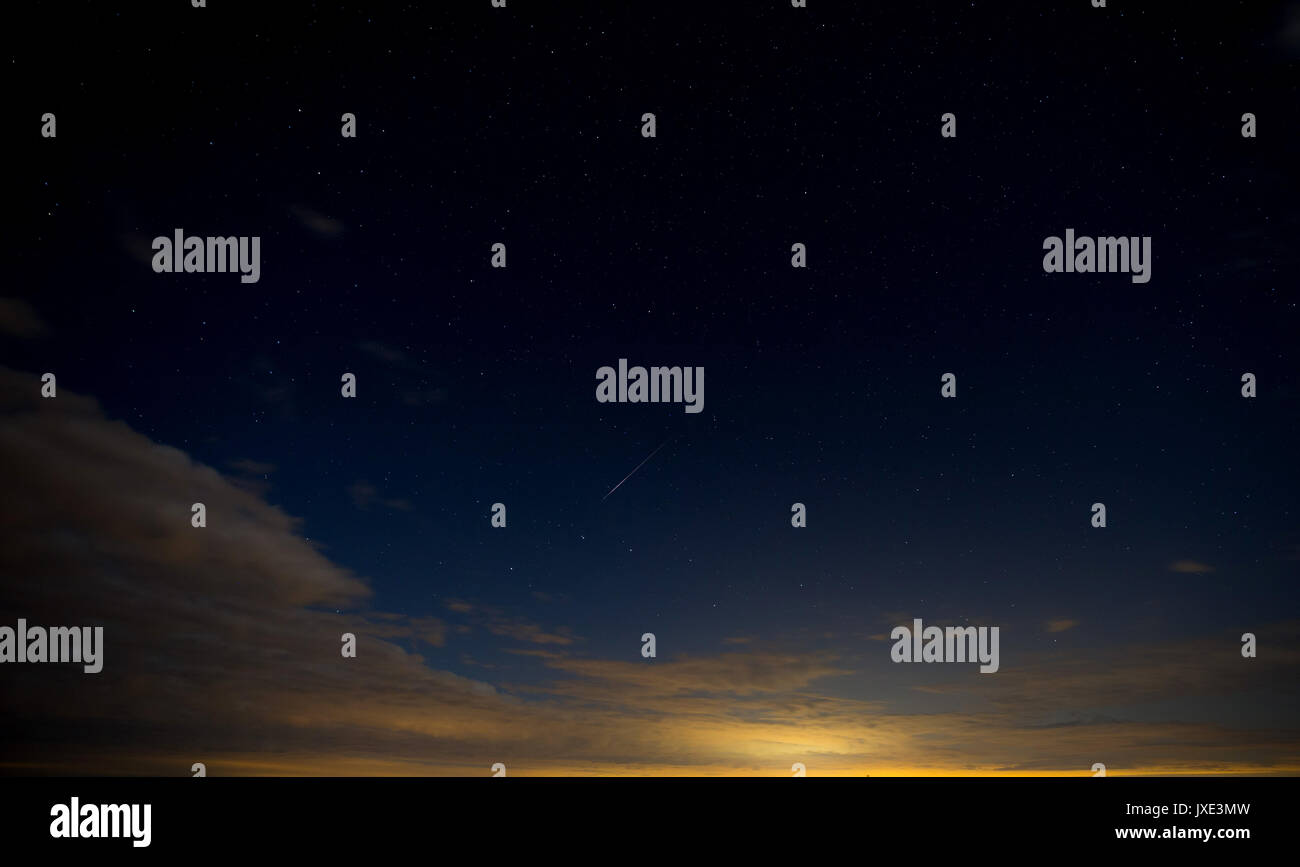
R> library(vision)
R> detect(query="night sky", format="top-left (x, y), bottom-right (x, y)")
top-left (3, 0), bottom-right (1299, 775)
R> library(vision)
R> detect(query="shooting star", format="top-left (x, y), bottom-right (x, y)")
top-left (602, 439), bottom-right (671, 501)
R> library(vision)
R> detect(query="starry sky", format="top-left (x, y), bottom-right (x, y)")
top-left (2, 0), bottom-right (1299, 775)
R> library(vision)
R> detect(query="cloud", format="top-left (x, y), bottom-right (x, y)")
top-left (0, 366), bottom-right (521, 773)
top-left (912, 626), bottom-right (1300, 714)
top-left (444, 599), bottom-right (580, 646)
top-left (229, 458), bottom-right (275, 476)
top-left (118, 233), bottom-right (156, 268)
top-left (354, 342), bottom-right (450, 406)
top-left (485, 619), bottom-right (577, 646)
top-left (360, 615), bottom-right (447, 648)
top-left (347, 480), bottom-right (413, 511)
top-left (289, 204), bottom-right (345, 238)
top-left (502, 648), bottom-right (567, 660)
top-left (358, 341), bottom-right (409, 366)
top-left (535, 651), bottom-right (852, 701)
top-left (1169, 560), bottom-right (1215, 574)
top-left (348, 480), bottom-right (378, 508)
top-left (1045, 619), bottom-right (1078, 634)
top-left (0, 298), bottom-right (47, 338)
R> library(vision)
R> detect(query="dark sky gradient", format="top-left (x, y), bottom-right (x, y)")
top-left (4, 0), bottom-right (1299, 774)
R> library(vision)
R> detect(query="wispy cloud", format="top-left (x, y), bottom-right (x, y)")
top-left (355, 342), bottom-right (450, 406)
top-left (347, 480), bottom-right (413, 512)
top-left (289, 204), bottom-right (345, 238)
top-left (229, 458), bottom-right (275, 476)
top-left (358, 341), bottom-right (410, 366)
top-left (444, 599), bottom-right (580, 647)
top-left (1170, 560), bottom-right (1216, 574)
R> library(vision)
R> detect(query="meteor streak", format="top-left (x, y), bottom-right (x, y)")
top-left (602, 440), bottom-right (670, 501)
